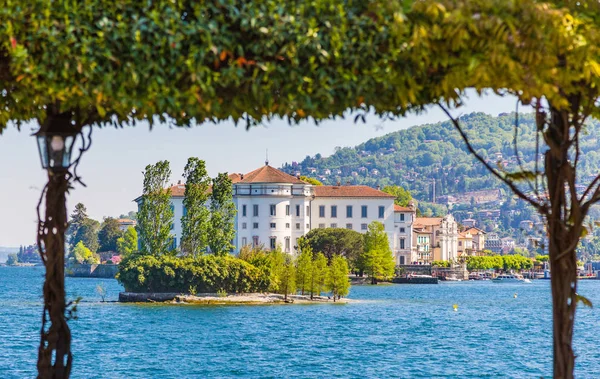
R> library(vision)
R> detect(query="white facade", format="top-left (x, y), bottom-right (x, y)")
top-left (234, 182), bottom-right (313, 253)
top-left (310, 197), bottom-right (395, 246)
top-left (138, 165), bottom-right (401, 256)
top-left (392, 205), bottom-right (416, 265)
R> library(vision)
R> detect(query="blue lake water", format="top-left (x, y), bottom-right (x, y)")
top-left (0, 266), bottom-right (599, 378)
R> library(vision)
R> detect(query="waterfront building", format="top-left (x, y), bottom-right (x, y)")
top-left (458, 230), bottom-right (474, 257)
top-left (413, 215), bottom-right (459, 262)
top-left (464, 227), bottom-right (486, 251)
top-left (116, 218), bottom-right (136, 232)
top-left (137, 164), bottom-right (410, 260)
top-left (486, 232), bottom-right (502, 254)
top-left (393, 204), bottom-right (416, 265)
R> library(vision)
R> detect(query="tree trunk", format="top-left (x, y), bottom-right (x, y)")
top-left (37, 170), bottom-right (72, 379)
top-left (545, 107), bottom-right (578, 379)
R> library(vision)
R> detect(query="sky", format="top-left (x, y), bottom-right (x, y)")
top-left (0, 91), bottom-right (523, 247)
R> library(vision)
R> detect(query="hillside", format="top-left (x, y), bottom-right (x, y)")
top-left (281, 112), bottom-right (600, 203)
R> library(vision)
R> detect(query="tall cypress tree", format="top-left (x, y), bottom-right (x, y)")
top-left (137, 161), bottom-right (174, 256)
top-left (208, 173), bottom-right (237, 255)
top-left (180, 158), bottom-right (211, 257)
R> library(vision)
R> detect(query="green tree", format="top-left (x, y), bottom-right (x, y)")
top-left (137, 161), bottom-right (174, 256)
top-left (72, 218), bottom-right (100, 254)
top-left (302, 228), bottom-right (364, 268)
top-left (70, 242), bottom-right (99, 265)
top-left (116, 227), bottom-right (138, 257)
top-left (327, 255), bottom-right (350, 301)
top-left (67, 203), bottom-right (88, 243)
top-left (6, 253), bottom-right (18, 266)
top-left (295, 242), bottom-right (313, 295)
top-left (98, 217), bottom-right (123, 252)
top-left (382, 185), bottom-right (413, 207)
top-left (361, 221), bottom-right (395, 284)
top-left (268, 249), bottom-right (296, 301)
top-left (208, 173), bottom-right (237, 255)
top-left (300, 176), bottom-right (323, 186)
top-left (180, 157), bottom-right (211, 256)
top-left (309, 252), bottom-right (328, 299)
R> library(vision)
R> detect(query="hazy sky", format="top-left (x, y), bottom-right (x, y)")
top-left (0, 91), bottom-right (522, 246)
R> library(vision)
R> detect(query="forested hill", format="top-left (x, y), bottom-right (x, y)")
top-left (280, 113), bottom-right (600, 201)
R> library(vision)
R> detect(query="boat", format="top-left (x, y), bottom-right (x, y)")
top-left (492, 274), bottom-right (528, 283)
top-left (443, 275), bottom-right (462, 282)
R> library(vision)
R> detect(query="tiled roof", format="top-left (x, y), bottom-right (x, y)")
top-left (167, 174), bottom-right (243, 198)
top-left (313, 185), bottom-right (395, 198)
top-left (394, 204), bottom-right (414, 212)
top-left (414, 217), bottom-right (443, 227)
top-left (239, 165), bottom-right (305, 184)
top-left (458, 231), bottom-right (472, 239)
top-left (116, 219), bottom-right (136, 224)
top-left (465, 227), bottom-right (486, 235)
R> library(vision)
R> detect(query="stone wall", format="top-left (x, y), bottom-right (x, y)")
top-left (66, 264), bottom-right (118, 278)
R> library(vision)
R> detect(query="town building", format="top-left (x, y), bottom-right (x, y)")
top-left (412, 215), bottom-right (459, 262)
top-left (393, 204), bottom-right (416, 265)
top-left (485, 232), bottom-right (502, 254)
top-left (116, 218), bottom-right (136, 232)
top-left (464, 227), bottom-right (486, 251)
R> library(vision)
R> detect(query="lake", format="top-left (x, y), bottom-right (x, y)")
top-left (1, 266), bottom-right (599, 378)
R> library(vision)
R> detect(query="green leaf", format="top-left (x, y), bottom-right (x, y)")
top-left (575, 293), bottom-right (593, 308)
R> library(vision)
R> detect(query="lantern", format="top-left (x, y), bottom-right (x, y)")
top-left (34, 117), bottom-right (78, 170)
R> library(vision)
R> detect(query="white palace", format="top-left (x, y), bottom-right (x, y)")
top-left (151, 164), bottom-right (419, 264)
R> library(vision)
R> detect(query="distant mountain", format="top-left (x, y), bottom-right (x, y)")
top-left (281, 112), bottom-right (600, 202)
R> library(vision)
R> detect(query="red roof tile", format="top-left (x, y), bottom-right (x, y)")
top-left (169, 173), bottom-right (242, 197)
top-left (239, 165), bottom-right (305, 184)
top-left (414, 217), bottom-right (443, 227)
top-left (394, 204), bottom-right (415, 212)
top-left (313, 185), bottom-right (395, 198)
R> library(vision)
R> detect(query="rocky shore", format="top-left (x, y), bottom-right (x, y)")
top-left (119, 292), bottom-right (352, 304)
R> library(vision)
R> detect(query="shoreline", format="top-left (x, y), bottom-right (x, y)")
top-left (119, 292), bottom-right (353, 305)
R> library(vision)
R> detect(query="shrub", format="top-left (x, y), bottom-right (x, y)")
top-left (117, 254), bottom-right (269, 293)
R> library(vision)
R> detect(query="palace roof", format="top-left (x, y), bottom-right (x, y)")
top-left (313, 185), bottom-right (395, 198)
top-left (239, 165), bottom-right (305, 184)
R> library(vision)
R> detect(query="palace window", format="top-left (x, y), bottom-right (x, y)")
top-left (242, 205), bottom-right (247, 217)
top-left (378, 206), bottom-right (385, 218)
top-left (253, 204), bottom-right (259, 217)
top-left (252, 236), bottom-right (259, 247)
top-left (400, 213), bottom-right (405, 221)
top-left (331, 205), bottom-right (337, 218)
top-left (270, 204), bottom-right (276, 216)
top-left (286, 205), bottom-right (290, 216)
top-left (400, 227), bottom-right (405, 233)
top-left (319, 205), bottom-right (325, 218)
top-left (296, 205), bottom-right (300, 217)
top-left (270, 237), bottom-right (277, 250)
top-left (253, 222), bottom-right (259, 229)
top-left (296, 223), bottom-right (301, 230)
top-left (242, 222), bottom-right (247, 229)
top-left (270, 223), bottom-right (276, 229)
top-left (346, 205), bottom-right (353, 218)
top-left (346, 224), bottom-right (353, 230)
top-left (285, 237), bottom-right (291, 252)
top-left (319, 223), bottom-right (325, 228)
top-left (286, 223), bottom-right (290, 229)
top-left (400, 238), bottom-right (405, 249)
top-left (361, 223), bottom-right (368, 230)
top-left (331, 223), bottom-right (337, 228)
top-left (361, 205), bottom-right (368, 218)
top-left (242, 237), bottom-right (247, 246)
